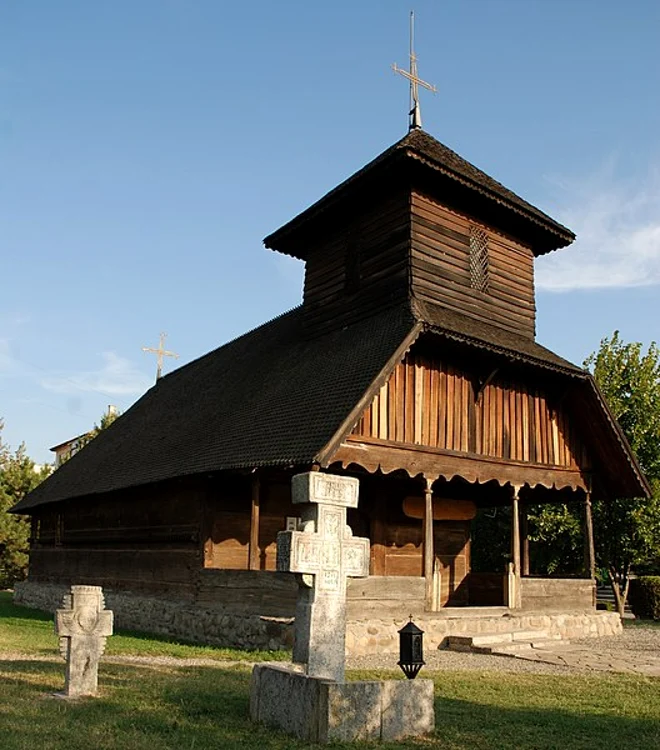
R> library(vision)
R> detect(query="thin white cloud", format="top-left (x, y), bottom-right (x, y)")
top-left (0, 339), bottom-right (15, 374)
top-left (40, 352), bottom-right (151, 396)
top-left (536, 161), bottom-right (660, 292)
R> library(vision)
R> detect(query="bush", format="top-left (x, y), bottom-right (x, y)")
top-left (629, 576), bottom-right (660, 620)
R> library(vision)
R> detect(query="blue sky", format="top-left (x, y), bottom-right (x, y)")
top-left (1, 1), bottom-right (659, 463)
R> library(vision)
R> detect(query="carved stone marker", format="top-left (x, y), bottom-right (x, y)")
top-left (277, 472), bottom-right (369, 682)
top-left (55, 585), bottom-right (113, 697)
top-left (251, 471), bottom-right (435, 743)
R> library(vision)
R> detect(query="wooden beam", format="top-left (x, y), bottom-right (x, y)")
top-left (423, 476), bottom-right (434, 609)
top-left (331, 437), bottom-right (588, 491)
top-left (474, 367), bottom-right (499, 402)
top-left (248, 474), bottom-right (261, 571)
top-left (584, 490), bottom-right (596, 579)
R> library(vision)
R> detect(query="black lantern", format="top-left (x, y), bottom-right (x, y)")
top-left (398, 617), bottom-right (425, 679)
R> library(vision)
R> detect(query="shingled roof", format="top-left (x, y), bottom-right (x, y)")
top-left (13, 296), bottom-right (649, 512)
top-left (13, 303), bottom-right (418, 511)
top-left (265, 128), bottom-right (575, 258)
top-left (412, 299), bottom-right (585, 375)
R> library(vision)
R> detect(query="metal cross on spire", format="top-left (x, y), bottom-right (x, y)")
top-left (142, 332), bottom-right (179, 382)
top-left (392, 10), bottom-right (437, 130)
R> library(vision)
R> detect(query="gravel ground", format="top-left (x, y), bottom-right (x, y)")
top-left (2, 625), bottom-right (658, 676)
top-left (346, 625), bottom-right (660, 675)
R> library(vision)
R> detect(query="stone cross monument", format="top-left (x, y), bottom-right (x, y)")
top-left (55, 585), bottom-right (113, 697)
top-left (277, 472), bottom-right (369, 683)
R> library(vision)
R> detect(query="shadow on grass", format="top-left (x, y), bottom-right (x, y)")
top-left (0, 591), bottom-right (289, 660)
top-left (0, 591), bottom-right (52, 622)
top-left (1, 660), bottom-right (659, 750)
top-left (435, 694), bottom-right (660, 750)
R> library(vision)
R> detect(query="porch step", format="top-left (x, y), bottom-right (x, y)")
top-left (485, 640), bottom-right (572, 656)
top-left (445, 629), bottom-right (567, 654)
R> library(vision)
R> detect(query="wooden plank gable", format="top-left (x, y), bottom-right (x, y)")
top-left (351, 350), bottom-right (589, 471)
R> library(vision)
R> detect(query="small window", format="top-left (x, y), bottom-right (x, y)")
top-left (469, 225), bottom-right (490, 292)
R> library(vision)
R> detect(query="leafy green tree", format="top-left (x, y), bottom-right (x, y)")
top-left (585, 332), bottom-right (660, 614)
top-left (527, 502), bottom-right (583, 576)
top-left (525, 332), bottom-right (660, 615)
top-left (0, 421), bottom-right (51, 588)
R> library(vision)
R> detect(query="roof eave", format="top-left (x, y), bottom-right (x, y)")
top-left (316, 320), bottom-right (424, 466)
top-left (585, 375), bottom-right (651, 499)
top-left (265, 145), bottom-right (575, 259)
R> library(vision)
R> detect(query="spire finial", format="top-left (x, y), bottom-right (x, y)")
top-left (392, 10), bottom-right (437, 130)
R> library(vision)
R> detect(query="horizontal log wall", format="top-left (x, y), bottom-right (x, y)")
top-left (411, 193), bottom-right (536, 338)
top-left (520, 577), bottom-right (595, 611)
top-left (29, 480), bottom-right (205, 597)
top-left (352, 351), bottom-right (588, 469)
top-left (302, 192), bottom-right (410, 334)
top-left (28, 547), bottom-right (199, 600)
top-left (196, 569), bottom-right (298, 616)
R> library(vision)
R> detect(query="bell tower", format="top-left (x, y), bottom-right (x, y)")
top-left (264, 129), bottom-right (574, 340)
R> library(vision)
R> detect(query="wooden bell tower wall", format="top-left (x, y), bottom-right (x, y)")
top-left (410, 193), bottom-right (536, 338)
top-left (302, 190), bottom-right (411, 336)
top-left (300, 186), bottom-right (537, 339)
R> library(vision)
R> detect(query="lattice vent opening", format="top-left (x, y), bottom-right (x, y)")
top-left (469, 225), bottom-right (490, 292)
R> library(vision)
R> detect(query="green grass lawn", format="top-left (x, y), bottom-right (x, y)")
top-left (0, 591), bottom-right (288, 661)
top-left (1, 591), bottom-right (659, 749)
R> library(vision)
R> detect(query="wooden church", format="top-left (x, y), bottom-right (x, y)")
top-left (12, 123), bottom-right (649, 650)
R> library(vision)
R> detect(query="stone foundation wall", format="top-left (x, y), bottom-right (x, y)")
top-left (14, 580), bottom-right (620, 655)
top-left (14, 581), bottom-right (294, 651)
top-left (346, 610), bottom-right (622, 655)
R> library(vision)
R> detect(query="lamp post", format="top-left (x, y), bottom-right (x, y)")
top-left (398, 617), bottom-right (425, 679)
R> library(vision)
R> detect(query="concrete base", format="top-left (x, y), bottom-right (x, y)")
top-left (249, 664), bottom-right (434, 743)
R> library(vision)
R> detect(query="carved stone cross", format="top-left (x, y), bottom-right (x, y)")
top-left (277, 472), bottom-right (369, 683)
top-left (55, 585), bottom-right (113, 697)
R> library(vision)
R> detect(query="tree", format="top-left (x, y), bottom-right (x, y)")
top-left (0, 421), bottom-right (51, 588)
top-left (58, 406), bottom-right (120, 464)
top-left (523, 332), bottom-right (660, 615)
top-left (585, 332), bottom-right (660, 615)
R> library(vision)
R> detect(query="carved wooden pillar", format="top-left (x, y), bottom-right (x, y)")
top-left (423, 476), bottom-right (435, 608)
top-left (521, 503), bottom-right (530, 576)
top-left (248, 473), bottom-right (261, 570)
top-left (511, 485), bottom-right (522, 608)
top-left (583, 489), bottom-right (596, 580)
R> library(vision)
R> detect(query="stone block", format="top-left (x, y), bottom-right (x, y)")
top-left (321, 681), bottom-right (382, 742)
top-left (250, 665), bottom-right (435, 744)
top-left (292, 472), bottom-right (360, 508)
top-left (250, 664), bottom-right (324, 742)
top-left (381, 679), bottom-right (435, 741)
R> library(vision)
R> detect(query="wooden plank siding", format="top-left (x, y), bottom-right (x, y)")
top-left (352, 351), bottom-right (588, 470)
top-left (29, 481), bottom-right (206, 597)
top-left (410, 193), bottom-right (537, 338)
top-left (302, 191), bottom-right (411, 335)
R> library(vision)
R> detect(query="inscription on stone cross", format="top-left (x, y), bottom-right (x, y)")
top-left (55, 585), bottom-right (113, 698)
top-left (277, 472), bottom-right (369, 683)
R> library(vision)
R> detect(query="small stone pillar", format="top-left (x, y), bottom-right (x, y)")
top-left (55, 585), bottom-right (113, 698)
